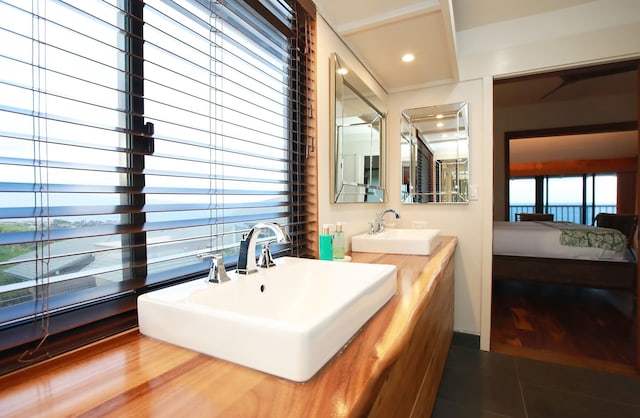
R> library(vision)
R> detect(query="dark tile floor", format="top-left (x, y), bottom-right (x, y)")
top-left (433, 334), bottom-right (640, 418)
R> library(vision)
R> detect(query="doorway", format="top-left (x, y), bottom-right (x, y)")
top-left (492, 60), bottom-right (640, 374)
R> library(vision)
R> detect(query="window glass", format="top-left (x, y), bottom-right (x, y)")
top-left (590, 174), bottom-right (617, 222)
top-left (142, 0), bottom-right (292, 277)
top-left (508, 174), bottom-right (617, 223)
top-left (508, 178), bottom-right (535, 221)
top-left (0, 0), bottom-right (312, 355)
top-left (0, 1), bottom-right (129, 317)
top-left (544, 176), bottom-right (583, 222)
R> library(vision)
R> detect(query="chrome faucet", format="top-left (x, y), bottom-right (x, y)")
top-left (197, 253), bottom-right (230, 283)
top-left (237, 222), bottom-right (291, 275)
top-left (370, 209), bottom-right (400, 234)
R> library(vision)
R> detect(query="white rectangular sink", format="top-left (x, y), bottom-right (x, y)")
top-left (351, 228), bottom-right (441, 255)
top-left (138, 257), bottom-right (396, 382)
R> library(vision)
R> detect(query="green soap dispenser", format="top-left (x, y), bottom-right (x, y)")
top-left (319, 224), bottom-right (333, 260)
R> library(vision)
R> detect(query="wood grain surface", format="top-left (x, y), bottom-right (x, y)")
top-left (491, 280), bottom-right (639, 376)
top-left (0, 237), bottom-right (457, 418)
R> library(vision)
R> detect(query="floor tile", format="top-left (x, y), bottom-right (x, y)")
top-left (436, 367), bottom-right (526, 418)
top-left (516, 356), bottom-right (640, 406)
top-left (445, 345), bottom-right (518, 380)
top-left (451, 332), bottom-right (481, 349)
top-left (522, 383), bottom-right (640, 418)
top-left (440, 336), bottom-right (640, 418)
top-left (432, 398), bottom-right (515, 418)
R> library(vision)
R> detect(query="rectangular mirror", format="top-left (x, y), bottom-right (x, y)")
top-left (330, 53), bottom-right (386, 203)
top-left (401, 102), bottom-right (469, 204)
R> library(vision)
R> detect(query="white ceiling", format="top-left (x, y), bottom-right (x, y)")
top-left (493, 62), bottom-right (639, 108)
top-left (315, 0), bottom-right (638, 162)
top-left (315, 0), bottom-right (457, 91)
top-left (451, 0), bottom-right (595, 31)
top-left (313, 0), bottom-right (634, 94)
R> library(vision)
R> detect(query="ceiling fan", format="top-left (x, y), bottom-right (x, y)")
top-left (540, 61), bottom-right (637, 100)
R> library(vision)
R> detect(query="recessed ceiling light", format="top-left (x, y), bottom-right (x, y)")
top-left (337, 68), bottom-right (348, 75)
top-left (436, 122), bottom-right (444, 128)
top-left (436, 114), bottom-right (444, 119)
top-left (401, 53), bottom-right (415, 63)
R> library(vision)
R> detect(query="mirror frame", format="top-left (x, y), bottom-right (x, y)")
top-left (401, 102), bottom-right (469, 204)
top-left (329, 53), bottom-right (386, 204)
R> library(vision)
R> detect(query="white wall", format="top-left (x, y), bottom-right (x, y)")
top-left (457, 0), bottom-right (640, 81)
top-left (317, 0), bottom-right (640, 350)
top-left (388, 80), bottom-right (493, 338)
top-left (418, 0), bottom-right (640, 349)
top-left (317, 17), bottom-right (492, 340)
top-left (316, 18), bottom-right (390, 240)
top-left (463, 0), bottom-right (639, 349)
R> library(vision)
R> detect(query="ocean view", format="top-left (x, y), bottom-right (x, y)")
top-left (509, 204), bottom-right (617, 224)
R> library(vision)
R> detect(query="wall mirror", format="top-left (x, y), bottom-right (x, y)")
top-left (401, 102), bottom-right (469, 204)
top-left (330, 53), bottom-right (386, 203)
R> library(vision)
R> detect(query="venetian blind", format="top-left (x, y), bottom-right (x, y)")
top-left (0, 0), bottom-right (315, 366)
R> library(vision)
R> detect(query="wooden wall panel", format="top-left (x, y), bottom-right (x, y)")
top-left (509, 157), bottom-right (636, 177)
top-left (617, 171), bottom-right (636, 214)
top-left (635, 64), bottom-right (640, 370)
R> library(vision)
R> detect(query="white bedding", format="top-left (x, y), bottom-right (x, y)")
top-left (493, 221), bottom-right (627, 261)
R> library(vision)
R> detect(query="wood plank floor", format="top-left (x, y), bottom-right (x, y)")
top-left (491, 280), bottom-right (638, 375)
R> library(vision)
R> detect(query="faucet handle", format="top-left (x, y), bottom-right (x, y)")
top-left (257, 243), bottom-right (276, 268)
top-left (196, 252), bottom-right (230, 283)
top-left (278, 225), bottom-right (292, 244)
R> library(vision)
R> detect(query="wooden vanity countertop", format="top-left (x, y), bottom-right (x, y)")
top-left (0, 236), bottom-right (457, 418)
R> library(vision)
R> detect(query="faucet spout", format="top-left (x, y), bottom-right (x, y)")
top-left (237, 222), bottom-right (291, 275)
top-left (372, 209), bottom-right (400, 234)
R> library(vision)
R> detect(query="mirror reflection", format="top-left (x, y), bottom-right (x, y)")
top-left (330, 53), bottom-right (386, 203)
top-left (401, 102), bottom-right (469, 204)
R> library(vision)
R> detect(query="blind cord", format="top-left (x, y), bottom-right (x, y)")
top-left (20, 0), bottom-right (51, 364)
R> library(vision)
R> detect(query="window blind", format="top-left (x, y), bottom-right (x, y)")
top-left (0, 0), bottom-right (315, 371)
top-left (416, 133), bottom-right (434, 203)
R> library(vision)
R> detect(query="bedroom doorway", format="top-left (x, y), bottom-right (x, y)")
top-left (492, 59), bottom-right (640, 374)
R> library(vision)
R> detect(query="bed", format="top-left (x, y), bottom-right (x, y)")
top-left (493, 221), bottom-right (637, 291)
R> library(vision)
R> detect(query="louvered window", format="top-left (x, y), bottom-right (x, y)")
top-left (0, 0), bottom-right (315, 373)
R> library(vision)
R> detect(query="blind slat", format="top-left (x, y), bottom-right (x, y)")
top-left (0, 200), bottom-right (296, 220)
top-left (0, 209), bottom-right (291, 246)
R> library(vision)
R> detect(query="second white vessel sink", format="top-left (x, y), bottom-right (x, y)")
top-left (351, 228), bottom-right (441, 255)
top-left (138, 257), bottom-right (396, 382)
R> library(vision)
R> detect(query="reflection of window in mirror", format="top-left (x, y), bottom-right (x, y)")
top-left (330, 53), bottom-right (386, 204)
top-left (416, 132), bottom-right (434, 203)
top-left (364, 156), bottom-right (380, 202)
top-left (436, 159), bottom-right (468, 203)
top-left (401, 117), bottom-right (437, 203)
top-left (401, 102), bottom-right (469, 204)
